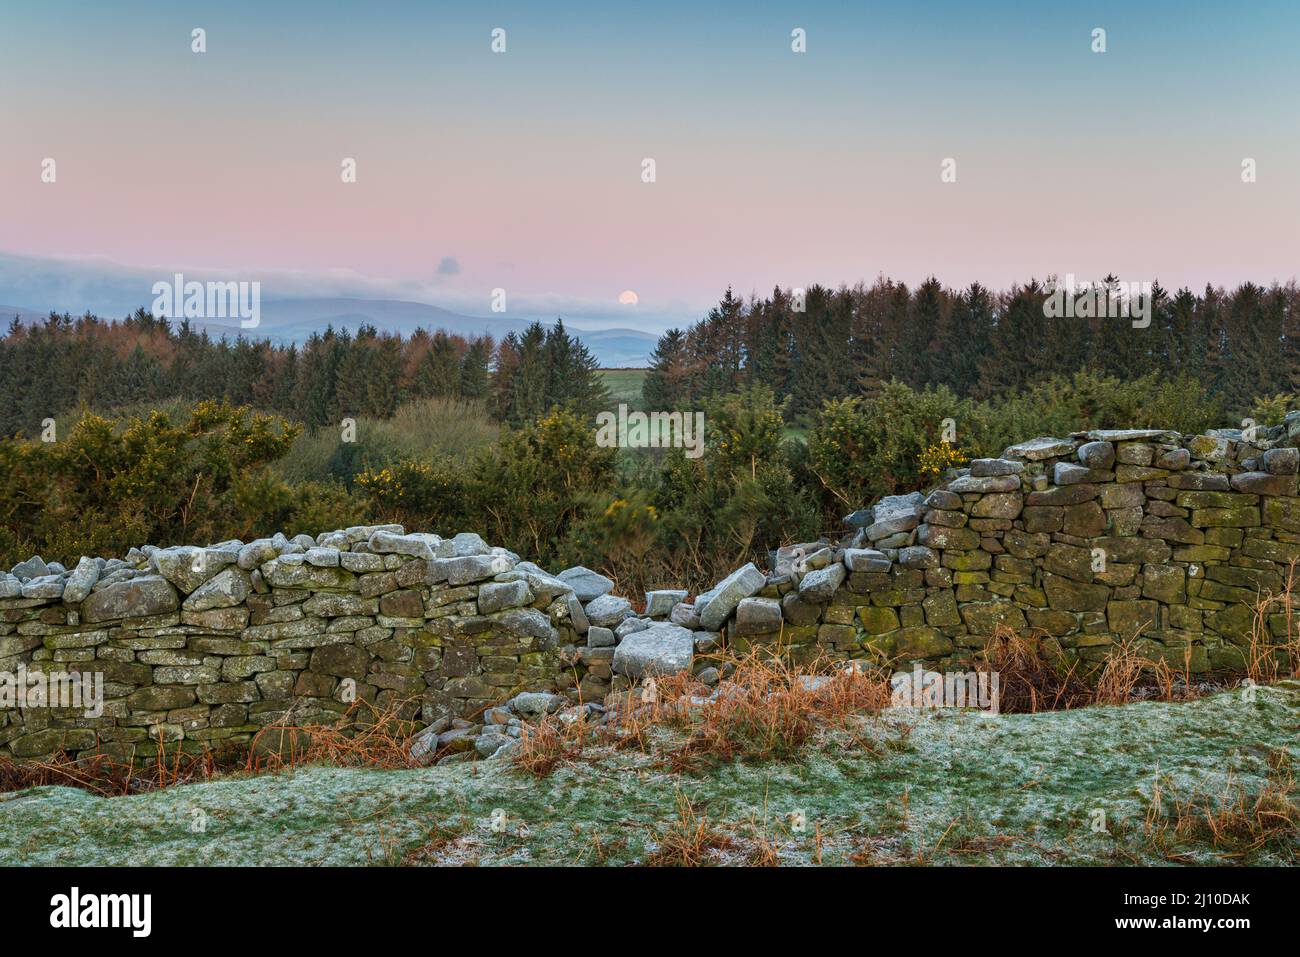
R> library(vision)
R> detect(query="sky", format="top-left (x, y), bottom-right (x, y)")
top-left (1, 0), bottom-right (1297, 330)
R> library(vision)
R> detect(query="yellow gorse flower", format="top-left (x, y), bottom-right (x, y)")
top-left (918, 440), bottom-right (966, 477)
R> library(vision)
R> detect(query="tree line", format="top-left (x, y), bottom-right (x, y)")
top-left (642, 278), bottom-right (1300, 420)
top-left (0, 310), bottom-right (607, 436)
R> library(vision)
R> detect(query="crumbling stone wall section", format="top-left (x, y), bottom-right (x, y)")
top-left (746, 423), bottom-right (1300, 678)
top-left (0, 529), bottom-right (578, 763)
top-left (3, 418), bottom-right (1300, 763)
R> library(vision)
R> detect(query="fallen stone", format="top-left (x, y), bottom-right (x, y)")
top-left (670, 602), bottom-right (701, 629)
top-left (504, 563), bottom-right (574, 602)
top-left (368, 530), bottom-right (436, 560)
top-left (451, 532), bottom-right (490, 556)
top-left (844, 548), bottom-right (891, 572)
top-left (491, 607), bottom-right (558, 643)
top-left (696, 563), bottom-right (766, 630)
top-left (798, 562), bottom-right (846, 603)
top-left (512, 691), bottom-right (566, 717)
top-left (558, 566), bottom-right (615, 601)
top-left (565, 592), bottom-right (590, 632)
top-left (584, 593), bottom-right (632, 628)
top-left (612, 623), bottom-right (695, 679)
top-left (1086, 429), bottom-right (1180, 444)
top-left (182, 567), bottom-right (251, 611)
top-left (644, 589), bottom-right (688, 618)
top-left (969, 458), bottom-right (1024, 477)
top-left (10, 555), bottom-right (49, 581)
top-left (475, 732), bottom-right (512, 758)
top-left (947, 474), bottom-right (1021, 494)
top-left (442, 554), bottom-right (514, 586)
top-left (863, 492), bottom-right (926, 539)
top-left (587, 625), bottom-right (616, 648)
top-left (237, 539), bottom-right (279, 571)
top-left (733, 596), bottom-right (783, 635)
top-left (61, 557), bottom-right (100, 604)
top-left (478, 579), bottom-right (532, 614)
top-left (1003, 437), bottom-right (1075, 461)
top-left (616, 617), bottom-right (651, 640)
top-left (21, 575), bottom-right (64, 599)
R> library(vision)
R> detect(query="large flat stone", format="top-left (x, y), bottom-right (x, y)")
top-left (1002, 437), bottom-right (1075, 461)
top-left (558, 566), bottom-right (615, 601)
top-left (82, 576), bottom-right (179, 623)
top-left (612, 623), bottom-right (695, 679)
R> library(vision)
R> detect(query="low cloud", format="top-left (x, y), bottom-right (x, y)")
top-left (0, 251), bottom-right (696, 333)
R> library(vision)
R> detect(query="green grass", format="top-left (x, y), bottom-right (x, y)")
top-left (599, 369), bottom-right (648, 411)
top-left (3, 683), bottom-right (1295, 866)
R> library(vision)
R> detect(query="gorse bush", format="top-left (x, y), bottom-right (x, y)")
top-left (0, 401), bottom-right (324, 562)
top-left (980, 370), bottom-right (1224, 442)
top-left (356, 407), bottom-right (621, 561)
top-left (807, 371), bottom-right (1224, 514)
top-left (808, 381), bottom-right (977, 509)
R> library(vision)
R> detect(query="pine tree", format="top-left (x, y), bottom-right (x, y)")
top-left (460, 337), bottom-right (491, 400)
top-left (643, 328), bottom-right (689, 409)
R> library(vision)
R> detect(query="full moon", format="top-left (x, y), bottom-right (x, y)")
top-left (618, 290), bottom-right (639, 305)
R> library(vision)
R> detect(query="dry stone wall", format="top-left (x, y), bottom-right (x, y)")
top-left (0, 529), bottom-right (577, 763)
top-left (774, 422), bottom-right (1300, 678)
top-left (3, 415), bottom-right (1300, 763)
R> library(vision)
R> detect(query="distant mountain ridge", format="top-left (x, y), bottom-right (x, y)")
top-left (1, 298), bottom-right (660, 368)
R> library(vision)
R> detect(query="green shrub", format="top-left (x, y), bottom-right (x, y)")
top-left (1250, 393), bottom-right (1296, 429)
top-left (275, 397), bottom-right (497, 486)
top-left (806, 372), bottom-right (1223, 524)
top-left (0, 401), bottom-right (302, 565)
top-left (356, 407), bottom-right (618, 559)
top-left (807, 381), bottom-right (976, 510)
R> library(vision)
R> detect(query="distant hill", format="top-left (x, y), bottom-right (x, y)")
top-left (0, 305), bottom-right (48, 327)
top-left (2, 298), bottom-right (660, 368)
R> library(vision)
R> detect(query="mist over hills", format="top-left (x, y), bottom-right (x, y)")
top-left (0, 298), bottom-right (660, 368)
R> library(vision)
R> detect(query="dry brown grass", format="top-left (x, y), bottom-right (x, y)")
top-left (0, 695), bottom-right (428, 797)
top-left (1144, 749), bottom-right (1298, 862)
top-left (650, 650), bottom-right (892, 771)
top-left (0, 733), bottom-right (248, 797)
top-left (514, 710), bottom-right (593, 777)
top-left (979, 628), bottom-right (1220, 712)
top-left (1091, 638), bottom-right (1151, 705)
top-left (1092, 636), bottom-right (1203, 706)
top-left (643, 792), bottom-right (736, 866)
top-left (244, 696), bottom-right (425, 773)
top-left (511, 649), bottom-right (894, 779)
top-left (976, 630), bottom-right (1092, 713)
top-left (1246, 558), bottom-right (1300, 684)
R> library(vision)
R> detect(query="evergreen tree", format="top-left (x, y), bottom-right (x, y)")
top-left (459, 337), bottom-right (491, 400)
top-left (643, 328), bottom-right (690, 409)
